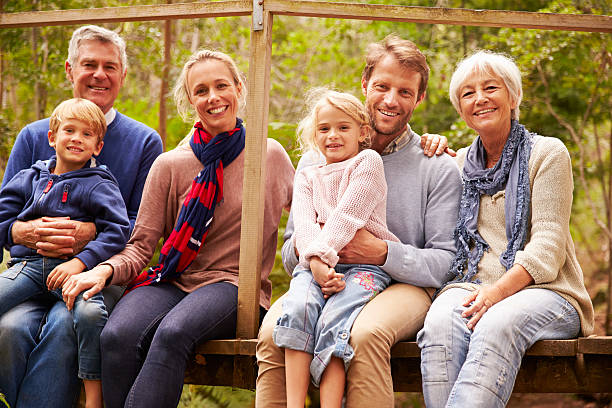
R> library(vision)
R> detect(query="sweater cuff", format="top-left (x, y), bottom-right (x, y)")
top-left (514, 252), bottom-right (544, 284)
top-left (381, 240), bottom-right (407, 279)
top-left (304, 243), bottom-right (339, 268)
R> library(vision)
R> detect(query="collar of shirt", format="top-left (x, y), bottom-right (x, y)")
top-left (105, 108), bottom-right (116, 126)
top-left (381, 124), bottom-right (414, 156)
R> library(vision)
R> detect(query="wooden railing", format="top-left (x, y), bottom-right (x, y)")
top-left (2, 0), bottom-right (611, 395)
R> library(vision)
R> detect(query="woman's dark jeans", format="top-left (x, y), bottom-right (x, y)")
top-left (100, 281), bottom-right (241, 408)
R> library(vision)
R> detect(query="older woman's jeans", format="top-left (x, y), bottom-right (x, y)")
top-left (101, 281), bottom-right (254, 408)
top-left (416, 287), bottom-right (580, 408)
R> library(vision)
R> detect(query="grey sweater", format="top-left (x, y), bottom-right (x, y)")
top-left (282, 130), bottom-right (462, 289)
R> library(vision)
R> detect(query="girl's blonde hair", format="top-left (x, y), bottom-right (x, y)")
top-left (49, 98), bottom-right (107, 143)
top-left (297, 88), bottom-right (371, 153)
top-left (173, 49), bottom-right (246, 122)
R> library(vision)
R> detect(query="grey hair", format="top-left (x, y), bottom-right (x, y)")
top-left (173, 49), bottom-right (246, 122)
top-left (67, 25), bottom-right (127, 73)
top-left (449, 50), bottom-right (523, 120)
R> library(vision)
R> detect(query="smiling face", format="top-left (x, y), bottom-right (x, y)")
top-left (458, 70), bottom-right (516, 141)
top-left (362, 54), bottom-right (424, 151)
top-left (186, 59), bottom-right (242, 137)
top-left (315, 104), bottom-right (366, 165)
top-left (48, 118), bottom-right (104, 174)
top-left (65, 40), bottom-right (125, 114)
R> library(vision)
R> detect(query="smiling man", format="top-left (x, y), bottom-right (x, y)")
top-left (0, 25), bottom-right (162, 408)
top-left (256, 35), bottom-right (462, 407)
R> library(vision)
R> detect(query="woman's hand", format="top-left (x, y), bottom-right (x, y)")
top-left (461, 286), bottom-right (504, 330)
top-left (62, 264), bottom-right (114, 310)
top-left (420, 133), bottom-right (456, 157)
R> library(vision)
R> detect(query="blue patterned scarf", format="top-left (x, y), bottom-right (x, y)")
top-left (127, 118), bottom-right (245, 292)
top-left (445, 120), bottom-right (533, 286)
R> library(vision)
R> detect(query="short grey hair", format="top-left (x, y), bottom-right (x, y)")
top-left (67, 25), bottom-right (127, 73)
top-left (173, 49), bottom-right (246, 122)
top-left (449, 50), bottom-right (522, 120)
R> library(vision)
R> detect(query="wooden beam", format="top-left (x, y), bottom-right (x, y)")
top-left (1, 0), bottom-right (609, 33)
top-left (266, 0), bottom-right (612, 33)
top-left (0, 1), bottom-right (251, 28)
top-left (236, 10), bottom-right (274, 339)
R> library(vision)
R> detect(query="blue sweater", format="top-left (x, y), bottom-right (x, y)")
top-left (3, 111), bottom-right (163, 232)
top-left (0, 157), bottom-right (130, 270)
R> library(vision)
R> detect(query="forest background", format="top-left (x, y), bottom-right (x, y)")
top-left (0, 0), bottom-right (610, 406)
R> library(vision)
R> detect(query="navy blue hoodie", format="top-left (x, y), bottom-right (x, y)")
top-left (0, 156), bottom-right (130, 269)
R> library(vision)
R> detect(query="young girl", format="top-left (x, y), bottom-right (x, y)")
top-left (273, 89), bottom-right (399, 407)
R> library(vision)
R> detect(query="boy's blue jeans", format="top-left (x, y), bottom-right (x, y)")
top-left (416, 287), bottom-right (580, 408)
top-left (274, 264), bottom-right (390, 386)
top-left (0, 256), bottom-right (108, 381)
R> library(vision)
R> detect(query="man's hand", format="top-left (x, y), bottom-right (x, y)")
top-left (12, 217), bottom-right (96, 258)
top-left (420, 133), bottom-right (456, 157)
top-left (62, 264), bottom-right (113, 311)
top-left (46, 258), bottom-right (86, 291)
top-left (338, 229), bottom-right (387, 266)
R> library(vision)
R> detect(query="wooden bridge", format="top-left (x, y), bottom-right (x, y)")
top-left (2, 0), bottom-right (611, 396)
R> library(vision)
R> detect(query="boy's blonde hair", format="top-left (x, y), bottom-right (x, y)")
top-left (297, 88), bottom-right (371, 153)
top-left (49, 98), bottom-right (107, 142)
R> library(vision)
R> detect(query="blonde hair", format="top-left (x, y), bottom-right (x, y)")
top-left (49, 98), bottom-right (107, 142)
top-left (449, 50), bottom-right (523, 120)
top-left (297, 88), bottom-right (371, 153)
top-left (362, 34), bottom-right (429, 100)
top-left (173, 49), bottom-right (246, 122)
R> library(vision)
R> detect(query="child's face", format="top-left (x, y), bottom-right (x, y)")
top-left (315, 105), bottom-right (366, 165)
top-left (48, 118), bottom-right (104, 174)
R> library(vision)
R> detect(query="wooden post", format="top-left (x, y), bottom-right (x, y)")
top-left (236, 7), bottom-right (273, 340)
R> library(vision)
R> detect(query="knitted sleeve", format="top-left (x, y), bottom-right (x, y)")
top-left (303, 150), bottom-right (388, 267)
top-left (107, 152), bottom-right (173, 285)
top-left (292, 170), bottom-right (322, 263)
top-left (514, 137), bottom-right (573, 284)
top-left (281, 151), bottom-right (323, 274)
top-left (0, 169), bottom-right (32, 262)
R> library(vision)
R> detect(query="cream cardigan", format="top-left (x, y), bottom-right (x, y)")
top-left (446, 135), bottom-right (594, 335)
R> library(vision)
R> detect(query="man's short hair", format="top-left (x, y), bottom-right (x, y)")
top-left (67, 25), bottom-right (127, 73)
top-left (362, 34), bottom-right (429, 99)
top-left (49, 98), bottom-right (107, 143)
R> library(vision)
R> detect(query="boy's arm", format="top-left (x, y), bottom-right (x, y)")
top-left (0, 171), bottom-right (32, 262)
top-left (46, 258), bottom-right (86, 291)
top-left (74, 180), bottom-right (130, 270)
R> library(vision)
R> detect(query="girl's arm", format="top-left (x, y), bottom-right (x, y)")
top-left (303, 150), bottom-right (387, 267)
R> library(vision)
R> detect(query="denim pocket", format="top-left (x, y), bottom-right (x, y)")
top-left (1, 260), bottom-right (27, 280)
top-left (421, 345), bottom-right (449, 382)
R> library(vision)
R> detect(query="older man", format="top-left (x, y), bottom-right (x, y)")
top-left (256, 35), bottom-right (462, 407)
top-left (0, 25), bottom-right (162, 407)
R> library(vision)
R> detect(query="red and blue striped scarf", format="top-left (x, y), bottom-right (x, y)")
top-left (126, 118), bottom-right (245, 292)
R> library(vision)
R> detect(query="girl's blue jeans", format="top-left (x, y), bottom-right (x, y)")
top-left (0, 256), bottom-right (107, 381)
top-left (416, 287), bottom-right (580, 408)
top-left (274, 264), bottom-right (390, 386)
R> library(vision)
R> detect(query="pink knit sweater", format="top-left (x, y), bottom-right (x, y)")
top-left (293, 149), bottom-right (399, 268)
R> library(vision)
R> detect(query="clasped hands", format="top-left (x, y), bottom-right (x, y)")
top-left (310, 257), bottom-right (345, 299)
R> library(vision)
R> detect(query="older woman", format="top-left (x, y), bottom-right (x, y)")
top-left (61, 50), bottom-right (294, 408)
top-left (416, 51), bottom-right (594, 408)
